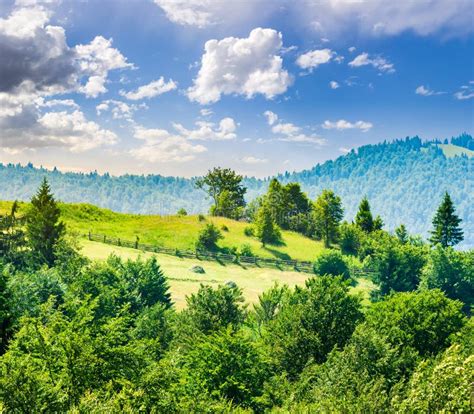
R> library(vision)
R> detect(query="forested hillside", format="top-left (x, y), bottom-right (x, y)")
top-left (1, 135), bottom-right (472, 246)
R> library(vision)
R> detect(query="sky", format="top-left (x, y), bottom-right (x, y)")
top-left (0, 0), bottom-right (473, 177)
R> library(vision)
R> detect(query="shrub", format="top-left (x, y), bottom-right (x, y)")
top-left (221, 224), bottom-right (229, 232)
top-left (313, 250), bottom-right (350, 281)
top-left (196, 223), bottom-right (223, 251)
top-left (177, 208), bottom-right (187, 216)
top-left (244, 226), bottom-right (254, 237)
top-left (198, 214), bottom-right (206, 222)
top-left (239, 244), bottom-right (254, 257)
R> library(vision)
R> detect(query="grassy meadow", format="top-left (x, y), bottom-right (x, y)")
top-left (0, 201), bottom-right (326, 262)
top-left (81, 240), bottom-right (375, 308)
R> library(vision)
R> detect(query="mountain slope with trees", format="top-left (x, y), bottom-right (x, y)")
top-left (0, 134), bottom-right (472, 246)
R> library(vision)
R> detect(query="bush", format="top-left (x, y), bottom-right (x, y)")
top-left (239, 244), bottom-right (254, 257)
top-left (196, 223), bottom-right (223, 251)
top-left (221, 224), bottom-right (229, 232)
top-left (244, 226), bottom-right (254, 237)
top-left (198, 214), bottom-right (206, 222)
top-left (313, 250), bottom-right (350, 281)
top-left (339, 222), bottom-right (362, 256)
top-left (177, 208), bottom-right (187, 216)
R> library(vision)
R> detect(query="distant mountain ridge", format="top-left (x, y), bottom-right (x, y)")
top-left (1, 134), bottom-right (473, 247)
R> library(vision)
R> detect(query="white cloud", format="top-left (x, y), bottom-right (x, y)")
top-left (119, 77), bottom-right (177, 100)
top-left (200, 108), bottom-right (213, 117)
top-left (267, 112), bottom-right (326, 145)
top-left (454, 83), bottom-right (474, 100)
top-left (296, 48), bottom-right (335, 70)
top-left (348, 46), bottom-right (356, 53)
top-left (153, 0), bottom-right (215, 28)
top-left (242, 156), bottom-right (268, 164)
top-left (322, 119), bottom-right (373, 132)
top-left (96, 99), bottom-right (147, 121)
top-left (415, 85), bottom-right (444, 96)
top-left (264, 110), bottom-right (278, 125)
top-left (348, 52), bottom-right (395, 73)
top-left (339, 147), bottom-right (351, 154)
top-left (131, 125), bottom-right (207, 163)
top-left (188, 28), bottom-right (292, 104)
top-left (75, 36), bottom-right (133, 98)
top-left (329, 81), bottom-right (340, 89)
top-left (173, 117), bottom-right (237, 141)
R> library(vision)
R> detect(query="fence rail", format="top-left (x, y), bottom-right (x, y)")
top-left (87, 232), bottom-right (316, 273)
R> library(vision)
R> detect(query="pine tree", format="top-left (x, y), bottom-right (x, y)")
top-left (373, 215), bottom-right (384, 231)
top-left (395, 224), bottom-right (409, 244)
top-left (255, 202), bottom-right (281, 246)
top-left (26, 178), bottom-right (65, 266)
top-left (355, 197), bottom-right (374, 232)
top-left (429, 192), bottom-right (463, 247)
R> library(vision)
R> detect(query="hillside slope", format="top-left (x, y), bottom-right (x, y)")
top-left (0, 201), bottom-right (325, 262)
top-left (1, 135), bottom-right (472, 246)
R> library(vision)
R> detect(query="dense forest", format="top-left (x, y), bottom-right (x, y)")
top-left (0, 179), bottom-right (472, 412)
top-left (0, 135), bottom-right (473, 247)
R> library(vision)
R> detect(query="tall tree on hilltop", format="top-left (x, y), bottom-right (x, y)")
top-left (196, 167), bottom-right (246, 219)
top-left (429, 192), bottom-right (463, 247)
top-left (26, 178), bottom-right (65, 266)
top-left (313, 189), bottom-right (344, 247)
top-left (355, 197), bottom-right (374, 232)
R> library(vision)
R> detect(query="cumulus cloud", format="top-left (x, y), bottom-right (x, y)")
top-left (131, 126), bottom-right (207, 163)
top-left (200, 108), bottom-right (213, 117)
top-left (322, 119), bottom-right (373, 132)
top-left (173, 117), bottom-right (237, 141)
top-left (415, 85), bottom-right (445, 96)
top-left (188, 28), bottom-right (292, 104)
top-left (153, 0), bottom-right (215, 28)
top-left (267, 111), bottom-right (326, 145)
top-left (96, 99), bottom-right (147, 121)
top-left (348, 52), bottom-right (395, 73)
top-left (0, 107), bottom-right (117, 152)
top-left (296, 48), bottom-right (335, 70)
top-left (119, 77), bottom-right (177, 100)
top-left (329, 81), bottom-right (340, 89)
top-left (264, 110), bottom-right (278, 125)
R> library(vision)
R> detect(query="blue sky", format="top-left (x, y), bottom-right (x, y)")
top-left (0, 0), bottom-right (473, 177)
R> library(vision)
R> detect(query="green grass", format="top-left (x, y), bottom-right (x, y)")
top-left (438, 144), bottom-right (474, 158)
top-left (81, 240), bottom-right (375, 309)
top-left (1, 201), bottom-right (326, 263)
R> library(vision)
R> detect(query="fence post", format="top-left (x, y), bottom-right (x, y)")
top-left (135, 236), bottom-right (139, 250)
top-left (88, 231), bottom-right (91, 241)
top-left (118, 238), bottom-right (121, 247)
top-left (103, 235), bottom-right (106, 243)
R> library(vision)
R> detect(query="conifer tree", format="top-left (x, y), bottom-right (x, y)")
top-left (26, 178), bottom-right (65, 266)
top-left (355, 197), bottom-right (374, 232)
top-left (429, 192), bottom-right (463, 247)
top-left (255, 202), bottom-right (281, 246)
top-left (395, 224), bottom-right (409, 244)
top-left (313, 190), bottom-right (344, 247)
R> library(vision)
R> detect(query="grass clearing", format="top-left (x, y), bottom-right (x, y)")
top-left (1, 201), bottom-right (326, 262)
top-left (438, 144), bottom-right (474, 158)
top-left (81, 240), bottom-right (375, 309)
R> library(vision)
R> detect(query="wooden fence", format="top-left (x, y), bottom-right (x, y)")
top-left (87, 232), bottom-right (316, 273)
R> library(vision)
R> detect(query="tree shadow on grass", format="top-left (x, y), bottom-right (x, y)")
top-left (263, 247), bottom-right (292, 261)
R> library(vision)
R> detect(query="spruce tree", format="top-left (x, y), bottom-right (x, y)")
top-left (255, 202), bottom-right (281, 246)
top-left (429, 192), bottom-right (463, 247)
top-left (355, 197), bottom-right (374, 232)
top-left (312, 190), bottom-right (344, 247)
top-left (395, 224), bottom-right (409, 244)
top-left (26, 178), bottom-right (65, 266)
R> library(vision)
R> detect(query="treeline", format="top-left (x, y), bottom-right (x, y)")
top-left (0, 134), bottom-right (473, 246)
top-left (0, 180), bottom-right (473, 412)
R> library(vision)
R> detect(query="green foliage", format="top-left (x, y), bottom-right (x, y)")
top-left (221, 224), bottom-right (229, 232)
top-left (313, 249), bottom-right (350, 281)
top-left (0, 201), bottom-right (26, 266)
top-left (395, 223), bottom-right (409, 243)
top-left (196, 223), bottom-right (223, 251)
top-left (355, 197), bottom-right (374, 232)
top-left (312, 189), bottom-right (344, 247)
top-left (254, 201), bottom-right (282, 246)
top-left (239, 243), bottom-right (254, 257)
top-left (367, 233), bottom-right (427, 297)
top-left (243, 226), bottom-right (254, 237)
top-left (421, 246), bottom-right (473, 312)
top-left (429, 191), bottom-right (464, 247)
top-left (177, 208), bottom-right (187, 216)
top-left (181, 284), bottom-right (246, 336)
top-left (339, 222), bottom-right (362, 255)
top-left (26, 178), bottom-right (65, 266)
top-left (263, 276), bottom-right (363, 378)
top-left (196, 167), bottom-right (246, 218)
top-left (365, 290), bottom-right (466, 357)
